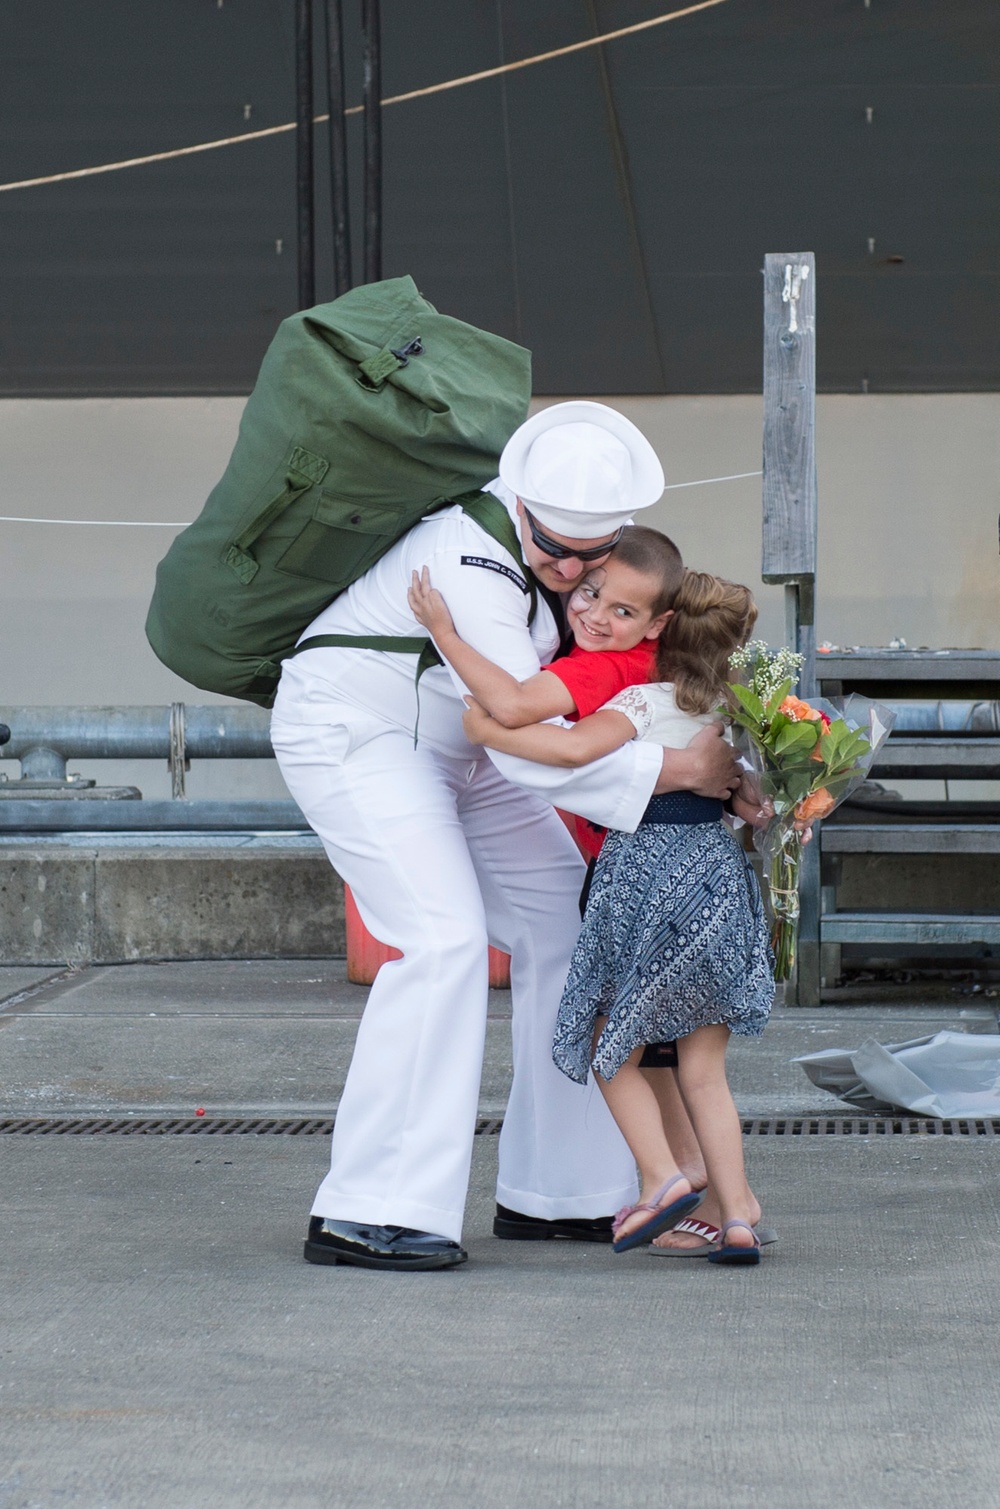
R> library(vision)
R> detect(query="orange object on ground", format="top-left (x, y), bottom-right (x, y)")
top-left (556, 806), bottom-right (596, 860)
top-left (344, 884), bottom-right (511, 987)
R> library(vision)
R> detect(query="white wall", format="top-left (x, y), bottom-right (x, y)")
top-left (607, 393), bottom-right (1000, 652)
top-left (3, 394), bottom-right (998, 796)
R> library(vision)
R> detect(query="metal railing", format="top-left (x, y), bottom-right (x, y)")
top-left (2, 698), bottom-right (999, 835)
top-left (0, 705), bottom-right (271, 794)
top-left (0, 705), bottom-right (298, 831)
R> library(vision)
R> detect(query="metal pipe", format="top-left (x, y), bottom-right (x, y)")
top-left (872, 701), bottom-right (1000, 734)
top-left (361, 0), bottom-right (382, 283)
top-left (0, 801), bottom-right (310, 833)
top-left (325, 0), bottom-right (352, 294)
top-left (1, 697), bottom-right (1000, 796)
top-left (4, 701), bottom-right (1000, 772)
top-left (296, 0), bottom-right (316, 309)
top-left (0, 707), bottom-right (273, 763)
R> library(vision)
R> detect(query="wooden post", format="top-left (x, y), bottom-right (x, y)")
top-left (761, 253), bottom-right (820, 1006)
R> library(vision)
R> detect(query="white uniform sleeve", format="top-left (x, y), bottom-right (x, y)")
top-left (420, 544), bottom-right (544, 687)
top-left (488, 739), bottom-right (662, 832)
top-left (420, 541), bottom-right (662, 831)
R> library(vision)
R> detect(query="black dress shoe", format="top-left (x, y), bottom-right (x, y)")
top-left (493, 1202), bottom-right (614, 1243)
top-left (304, 1217), bottom-right (468, 1271)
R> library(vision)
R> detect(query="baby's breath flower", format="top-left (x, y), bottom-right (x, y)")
top-left (729, 641), bottom-right (802, 702)
top-left (727, 640), bottom-right (766, 671)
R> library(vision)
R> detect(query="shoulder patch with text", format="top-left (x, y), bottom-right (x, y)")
top-left (460, 555), bottom-right (529, 594)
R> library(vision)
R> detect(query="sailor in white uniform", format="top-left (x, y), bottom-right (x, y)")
top-left (270, 402), bottom-right (740, 1269)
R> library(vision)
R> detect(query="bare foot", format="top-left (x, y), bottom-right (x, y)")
top-left (652, 1189), bottom-right (763, 1252)
top-left (679, 1162), bottom-right (708, 1193)
top-left (717, 1218), bottom-right (758, 1251)
top-left (613, 1173), bottom-right (694, 1245)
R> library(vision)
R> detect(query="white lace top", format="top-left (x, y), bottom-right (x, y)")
top-left (602, 682), bottom-right (718, 748)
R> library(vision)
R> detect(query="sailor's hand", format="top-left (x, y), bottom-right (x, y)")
top-left (462, 696), bottom-right (494, 746)
top-left (730, 778), bottom-right (813, 844)
top-left (730, 772), bottom-right (772, 829)
top-left (655, 722), bottom-right (740, 799)
top-left (731, 785), bottom-right (772, 830)
top-left (408, 567), bottom-right (456, 639)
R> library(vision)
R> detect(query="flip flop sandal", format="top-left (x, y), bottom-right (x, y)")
top-left (648, 1218), bottom-right (778, 1258)
top-left (707, 1217), bottom-right (761, 1266)
top-left (611, 1175), bottom-right (703, 1254)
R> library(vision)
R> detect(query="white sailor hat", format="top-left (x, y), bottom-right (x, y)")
top-left (498, 401), bottom-right (665, 539)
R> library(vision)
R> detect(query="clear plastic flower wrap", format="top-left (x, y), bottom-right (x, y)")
top-left (726, 643), bottom-right (895, 979)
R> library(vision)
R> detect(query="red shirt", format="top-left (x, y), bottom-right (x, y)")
top-left (545, 641), bottom-right (658, 858)
top-left (546, 641), bottom-right (657, 719)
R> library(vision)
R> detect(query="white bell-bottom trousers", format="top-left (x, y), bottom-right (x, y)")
top-left (270, 711), bottom-right (637, 1244)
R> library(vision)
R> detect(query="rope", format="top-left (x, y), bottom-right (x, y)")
top-left (0, 516), bottom-right (190, 527)
top-left (361, 0), bottom-right (730, 106)
top-left (663, 470), bottom-right (761, 491)
top-left (0, 0), bottom-right (729, 195)
top-left (0, 467), bottom-right (761, 529)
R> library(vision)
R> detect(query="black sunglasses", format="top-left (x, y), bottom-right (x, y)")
top-left (524, 509), bottom-right (623, 563)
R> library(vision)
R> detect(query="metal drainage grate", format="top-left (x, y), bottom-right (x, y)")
top-left (0, 1115), bottom-right (506, 1137)
top-left (741, 1116), bottom-right (1000, 1137)
top-left (1, 1114), bottom-right (999, 1137)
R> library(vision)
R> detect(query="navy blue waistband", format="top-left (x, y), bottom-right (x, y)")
top-left (641, 792), bottom-right (724, 825)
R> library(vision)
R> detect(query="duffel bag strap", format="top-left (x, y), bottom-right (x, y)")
top-left (356, 337), bottom-right (424, 392)
top-left (225, 446), bottom-right (329, 585)
top-left (282, 495), bottom-right (538, 741)
top-left (457, 493), bottom-right (538, 625)
top-left (288, 634), bottom-right (432, 657)
top-left (286, 633), bottom-right (442, 744)
top-left (288, 634), bottom-right (442, 684)
top-left (286, 495), bottom-right (539, 668)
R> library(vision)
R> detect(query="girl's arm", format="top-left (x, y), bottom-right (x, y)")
top-left (408, 568), bottom-right (575, 727)
top-left (462, 698), bottom-right (635, 768)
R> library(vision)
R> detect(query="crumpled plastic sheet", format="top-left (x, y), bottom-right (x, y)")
top-left (794, 1030), bottom-right (1000, 1118)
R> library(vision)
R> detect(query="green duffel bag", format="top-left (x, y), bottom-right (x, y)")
top-left (146, 276), bottom-right (532, 707)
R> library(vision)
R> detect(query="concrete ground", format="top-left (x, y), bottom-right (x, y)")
top-left (3, 961), bottom-right (1000, 1509)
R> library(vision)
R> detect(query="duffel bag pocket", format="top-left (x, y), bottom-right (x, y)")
top-left (274, 493), bottom-right (416, 589)
top-left (224, 446), bottom-right (329, 584)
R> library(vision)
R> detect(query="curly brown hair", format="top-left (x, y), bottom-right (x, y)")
top-left (654, 570), bottom-right (758, 714)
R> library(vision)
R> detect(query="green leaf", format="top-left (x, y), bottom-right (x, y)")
top-left (773, 721), bottom-right (820, 755)
top-left (729, 683), bottom-right (765, 722)
top-left (764, 678), bottom-right (794, 719)
top-left (783, 772), bottom-right (814, 805)
top-left (843, 734), bottom-right (872, 762)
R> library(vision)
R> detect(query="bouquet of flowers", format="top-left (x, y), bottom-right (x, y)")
top-left (726, 642), bottom-right (894, 979)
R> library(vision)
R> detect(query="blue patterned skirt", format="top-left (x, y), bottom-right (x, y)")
top-left (553, 821), bottom-right (774, 1085)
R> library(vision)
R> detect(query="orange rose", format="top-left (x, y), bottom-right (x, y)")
top-left (795, 787), bottom-right (836, 822)
top-left (779, 695), bottom-right (823, 723)
top-left (811, 712), bottom-right (832, 760)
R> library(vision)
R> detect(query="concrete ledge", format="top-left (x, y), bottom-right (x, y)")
top-left (0, 849), bottom-right (95, 965)
top-left (0, 847), bottom-right (345, 965)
